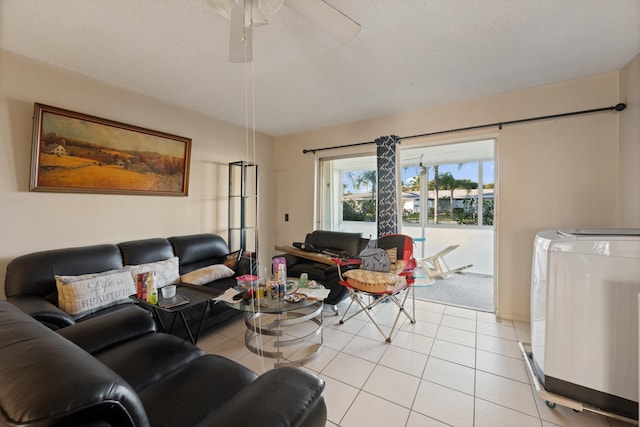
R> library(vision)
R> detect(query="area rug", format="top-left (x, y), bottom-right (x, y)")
top-left (412, 270), bottom-right (494, 312)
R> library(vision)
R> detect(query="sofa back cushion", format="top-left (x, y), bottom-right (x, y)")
top-left (0, 301), bottom-right (148, 426)
top-left (169, 234), bottom-right (231, 274)
top-left (118, 238), bottom-right (175, 265)
top-left (4, 244), bottom-right (123, 302)
top-left (305, 230), bottom-right (368, 257)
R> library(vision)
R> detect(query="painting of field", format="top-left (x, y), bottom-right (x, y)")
top-left (30, 104), bottom-right (191, 195)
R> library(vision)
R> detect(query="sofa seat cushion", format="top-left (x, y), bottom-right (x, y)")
top-left (96, 333), bottom-right (204, 391)
top-left (137, 355), bottom-right (258, 427)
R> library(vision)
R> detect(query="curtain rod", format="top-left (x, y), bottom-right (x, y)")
top-left (302, 103), bottom-right (626, 154)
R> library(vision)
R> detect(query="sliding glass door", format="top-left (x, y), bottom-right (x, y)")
top-left (319, 155), bottom-right (378, 238)
top-left (318, 138), bottom-right (496, 311)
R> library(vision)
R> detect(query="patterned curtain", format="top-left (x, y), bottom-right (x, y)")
top-left (375, 135), bottom-right (399, 237)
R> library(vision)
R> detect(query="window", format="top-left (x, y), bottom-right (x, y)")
top-left (318, 140), bottom-right (494, 235)
top-left (319, 155), bottom-right (377, 236)
top-left (401, 140), bottom-right (494, 227)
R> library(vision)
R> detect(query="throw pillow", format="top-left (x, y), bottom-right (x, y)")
top-left (127, 256), bottom-right (180, 288)
top-left (56, 268), bottom-right (136, 319)
top-left (181, 264), bottom-right (235, 285)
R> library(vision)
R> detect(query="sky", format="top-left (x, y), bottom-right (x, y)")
top-left (402, 162), bottom-right (495, 186)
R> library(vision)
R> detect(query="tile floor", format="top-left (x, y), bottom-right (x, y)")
top-left (196, 298), bottom-right (636, 427)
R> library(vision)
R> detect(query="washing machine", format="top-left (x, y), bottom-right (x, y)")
top-left (531, 228), bottom-right (640, 420)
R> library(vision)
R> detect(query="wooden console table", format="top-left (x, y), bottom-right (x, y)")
top-left (274, 245), bottom-right (337, 265)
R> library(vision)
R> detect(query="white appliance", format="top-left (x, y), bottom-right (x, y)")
top-left (531, 229), bottom-right (640, 420)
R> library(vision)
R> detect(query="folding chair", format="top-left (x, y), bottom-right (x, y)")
top-left (336, 234), bottom-right (416, 343)
top-left (419, 244), bottom-right (473, 279)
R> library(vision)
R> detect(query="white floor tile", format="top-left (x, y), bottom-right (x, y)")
top-left (476, 349), bottom-right (529, 383)
top-left (320, 375), bottom-right (360, 425)
top-left (328, 316), bottom-right (367, 335)
top-left (444, 305), bottom-right (478, 320)
top-left (197, 329), bottom-right (232, 353)
top-left (342, 335), bottom-right (388, 363)
top-left (323, 326), bottom-right (355, 352)
top-left (356, 322), bottom-right (399, 342)
top-left (435, 325), bottom-right (477, 348)
top-left (475, 370), bottom-right (538, 417)
top-left (430, 339), bottom-right (476, 368)
top-left (303, 346), bottom-right (339, 373)
top-left (516, 326), bottom-right (532, 342)
top-left (475, 398), bottom-right (543, 427)
top-left (399, 317), bottom-right (440, 337)
top-left (476, 333), bottom-right (522, 359)
top-left (405, 411), bottom-right (450, 427)
top-left (415, 300), bottom-right (446, 314)
top-left (412, 379), bottom-right (475, 426)
top-left (414, 308), bottom-right (443, 323)
top-left (363, 365), bottom-right (421, 407)
top-left (423, 356), bottom-right (476, 395)
top-left (340, 391), bottom-right (410, 427)
top-left (441, 314), bottom-right (477, 332)
top-left (201, 302), bottom-right (618, 427)
top-left (388, 329), bottom-right (434, 354)
top-left (379, 345), bottom-right (428, 378)
top-left (477, 311), bottom-right (514, 327)
top-left (477, 321), bottom-right (518, 341)
top-left (321, 352), bottom-right (376, 388)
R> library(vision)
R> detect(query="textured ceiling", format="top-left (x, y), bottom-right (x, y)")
top-left (1, 0), bottom-right (639, 136)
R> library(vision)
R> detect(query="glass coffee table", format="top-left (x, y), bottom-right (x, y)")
top-left (226, 285), bottom-right (325, 368)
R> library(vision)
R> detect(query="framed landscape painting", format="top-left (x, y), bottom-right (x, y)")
top-left (30, 103), bottom-right (191, 196)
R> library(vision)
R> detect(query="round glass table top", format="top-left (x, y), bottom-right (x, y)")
top-left (225, 282), bottom-right (324, 314)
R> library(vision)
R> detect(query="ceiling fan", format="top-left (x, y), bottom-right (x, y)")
top-left (209, 0), bottom-right (361, 62)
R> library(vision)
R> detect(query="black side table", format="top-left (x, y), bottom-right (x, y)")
top-left (131, 283), bottom-right (222, 345)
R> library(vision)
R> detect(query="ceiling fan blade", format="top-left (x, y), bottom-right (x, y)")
top-left (229, 1), bottom-right (253, 63)
top-left (285, 0), bottom-right (361, 44)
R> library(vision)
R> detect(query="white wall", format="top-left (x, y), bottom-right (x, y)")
top-left (0, 49), bottom-right (277, 298)
top-left (275, 72), bottom-right (627, 322)
top-left (619, 52), bottom-right (640, 227)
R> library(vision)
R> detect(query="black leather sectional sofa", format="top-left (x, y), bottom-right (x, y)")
top-left (0, 299), bottom-right (326, 426)
top-left (4, 233), bottom-right (249, 334)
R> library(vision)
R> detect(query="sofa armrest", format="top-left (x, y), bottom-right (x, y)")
top-left (58, 305), bottom-right (156, 354)
top-left (6, 295), bottom-right (75, 329)
top-left (196, 367), bottom-right (326, 427)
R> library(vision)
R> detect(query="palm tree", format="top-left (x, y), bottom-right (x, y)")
top-left (433, 165), bottom-right (439, 223)
top-left (361, 170), bottom-right (377, 200)
top-left (438, 172), bottom-right (457, 215)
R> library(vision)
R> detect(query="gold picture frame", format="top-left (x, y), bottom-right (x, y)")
top-left (30, 103), bottom-right (191, 196)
